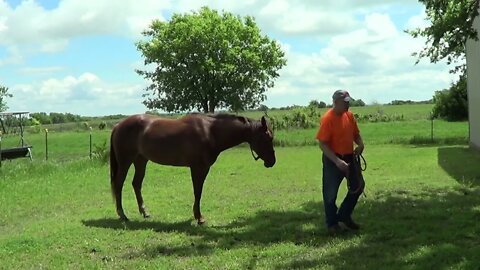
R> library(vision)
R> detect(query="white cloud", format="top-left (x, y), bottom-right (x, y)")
top-left (171, 0), bottom-right (361, 38)
top-left (40, 40), bottom-right (69, 53)
top-left (0, 46), bottom-right (23, 67)
top-left (0, 0), bottom-right (172, 54)
top-left (9, 73), bottom-right (146, 116)
top-left (0, 16), bottom-right (7, 32)
top-left (260, 1), bottom-right (359, 36)
top-left (406, 8), bottom-right (429, 29)
top-left (19, 66), bottom-right (64, 75)
top-left (263, 10), bottom-right (458, 107)
top-left (1, 0), bottom-right (461, 114)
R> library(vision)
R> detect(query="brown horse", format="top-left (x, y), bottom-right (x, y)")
top-left (110, 113), bottom-right (276, 224)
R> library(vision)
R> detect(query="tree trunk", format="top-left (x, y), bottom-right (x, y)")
top-left (202, 99), bottom-right (209, 113)
top-left (208, 99), bottom-right (216, 113)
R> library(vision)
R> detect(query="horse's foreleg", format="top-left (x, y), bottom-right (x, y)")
top-left (190, 165), bottom-right (210, 225)
top-left (133, 157), bottom-right (149, 218)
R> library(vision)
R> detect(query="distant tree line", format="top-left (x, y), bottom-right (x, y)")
top-left (256, 98), bottom-right (367, 111)
top-left (27, 112), bottom-right (127, 125)
top-left (254, 98), bottom-right (439, 112)
top-left (387, 99), bottom-right (434, 105)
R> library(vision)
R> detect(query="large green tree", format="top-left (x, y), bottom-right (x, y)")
top-left (408, 0), bottom-right (479, 74)
top-left (0, 85), bottom-right (12, 112)
top-left (408, 0), bottom-right (478, 121)
top-left (136, 7), bottom-right (286, 113)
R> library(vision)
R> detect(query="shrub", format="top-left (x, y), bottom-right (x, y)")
top-left (270, 107), bottom-right (321, 130)
top-left (29, 117), bottom-right (43, 134)
top-left (98, 121), bottom-right (107, 130)
top-left (432, 75), bottom-right (467, 121)
top-left (92, 140), bottom-right (109, 164)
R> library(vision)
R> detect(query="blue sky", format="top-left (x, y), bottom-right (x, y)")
top-left (0, 0), bottom-right (459, 116)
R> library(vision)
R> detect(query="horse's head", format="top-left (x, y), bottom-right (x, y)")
top-left (249, 116), bottom-right (276, 168)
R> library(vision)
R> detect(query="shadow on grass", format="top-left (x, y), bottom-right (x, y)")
top-left (438, 146), bottom-right (480, 187)
top-left (82, 218), bottom-right (221, 258)
top-left (83, 185), bottom-right (480, 269)
top-left (276, 187), bottom-right (480, 269)
top-left (82, 218), bottom-right (193, 232)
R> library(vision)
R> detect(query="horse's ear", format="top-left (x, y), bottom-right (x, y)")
top-left (261, 116), bottom-right (267, 127)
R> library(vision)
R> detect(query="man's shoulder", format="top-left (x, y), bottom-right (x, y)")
top-left (321, 109), bottom-right (334, 122)
top-left (322, 109), bottom-right (334, 118)
top-left (344, 111), bottom-right (358, 124)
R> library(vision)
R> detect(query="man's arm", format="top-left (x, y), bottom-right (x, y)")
top-left (354, 134), bottom-right (364, 155)
top-left (319, 140), bottom-right (349, 175)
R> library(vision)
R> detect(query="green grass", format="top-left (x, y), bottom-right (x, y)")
top-left (1, 145), bottom-right (480, 269)
top-left (274, 119), bottom-right (468, 147)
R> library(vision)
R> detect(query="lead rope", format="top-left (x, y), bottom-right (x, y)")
top-left (348, 154), bottom-right (367, 196)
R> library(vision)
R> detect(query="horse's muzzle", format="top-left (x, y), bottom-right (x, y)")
top-left (264, 158), bottom-right (276, 168)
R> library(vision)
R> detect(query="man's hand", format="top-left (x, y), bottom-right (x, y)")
top-left (354, 145), bottom-right (364, 156)
top-left (336, 159), bottom-right (350, 176)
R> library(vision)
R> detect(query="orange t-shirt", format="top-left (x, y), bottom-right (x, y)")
top-left (315, 109), bottom-right (360, 155)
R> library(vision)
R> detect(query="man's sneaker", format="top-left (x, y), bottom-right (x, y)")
top-left (339, 218), bottom-right (360, 230)
top-left (327, 224), bottom-right (343, 235)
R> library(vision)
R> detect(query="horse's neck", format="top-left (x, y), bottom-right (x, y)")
top-left (213, 120), bottom-right (252, 152)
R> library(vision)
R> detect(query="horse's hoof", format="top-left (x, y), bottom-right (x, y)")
top-left (143, 213), bottom-right (151, 218)
top-left (119, 216), bottom-right (130, 222)
top-left (197, 218), bottom-right (206, 225)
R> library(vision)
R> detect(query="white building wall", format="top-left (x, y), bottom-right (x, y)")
top-left (466, 10), bottom-right (480, 150)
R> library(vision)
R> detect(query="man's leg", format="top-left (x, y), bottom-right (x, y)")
top-left (337, 159), bottom-right (363, 229)
top-left (322, 154), bottom-right (344, 228)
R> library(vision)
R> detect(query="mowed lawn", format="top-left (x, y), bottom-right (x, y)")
top-left (1, 143), bottom-right (480, 269)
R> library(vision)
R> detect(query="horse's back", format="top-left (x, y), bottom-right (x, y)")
top-left (112, 114), bottom-right (212, 166)
top-left (112, 114), bottom-right (153, 141)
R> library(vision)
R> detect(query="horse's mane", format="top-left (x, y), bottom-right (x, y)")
top-left (189, 112), bottom-right (251, 125)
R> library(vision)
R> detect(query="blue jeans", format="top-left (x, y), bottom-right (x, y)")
top-left (322, 153), bottom-right (362, 227)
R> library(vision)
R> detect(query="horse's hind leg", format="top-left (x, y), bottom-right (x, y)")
top-left (114, 163), bottom-right (131, 221)
top-left (133, 156), bottom-right (150, 218)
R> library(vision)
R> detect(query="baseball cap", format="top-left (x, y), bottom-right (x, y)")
top-left (332, 90), bottom-right (351, 102)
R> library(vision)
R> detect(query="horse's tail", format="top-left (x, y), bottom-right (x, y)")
top-left (110, 127), bottom-right (118, 203)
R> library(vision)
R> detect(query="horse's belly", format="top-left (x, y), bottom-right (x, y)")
top-left (141, 141), bottom-right (192, 166)
top-left (149, 155), bottom-right (190, 167)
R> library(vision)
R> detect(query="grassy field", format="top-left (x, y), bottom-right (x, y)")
top-left (9, 120), bottom-right (469, 161)
top-left (0, 119), bottom-right (469, 162)
top-left (1, 104), bottom-right (479, 269)
top-left (1, 145), bottom-right (479, 269)
top-left (243, 104), bottom-right (435, 121)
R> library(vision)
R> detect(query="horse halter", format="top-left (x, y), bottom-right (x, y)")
top-left (250, 144), bottom-right (260, 161)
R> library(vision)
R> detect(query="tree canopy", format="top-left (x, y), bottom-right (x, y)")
top-left (407, 0), bottom-right (479, 74)
top-left (136, 7), bottom-right (286, 113)
top-left (0, 85), bottom-right (12, 112)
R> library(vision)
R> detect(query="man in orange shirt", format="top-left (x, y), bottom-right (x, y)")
top-left (316, 90), bottom-right (365, 234)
